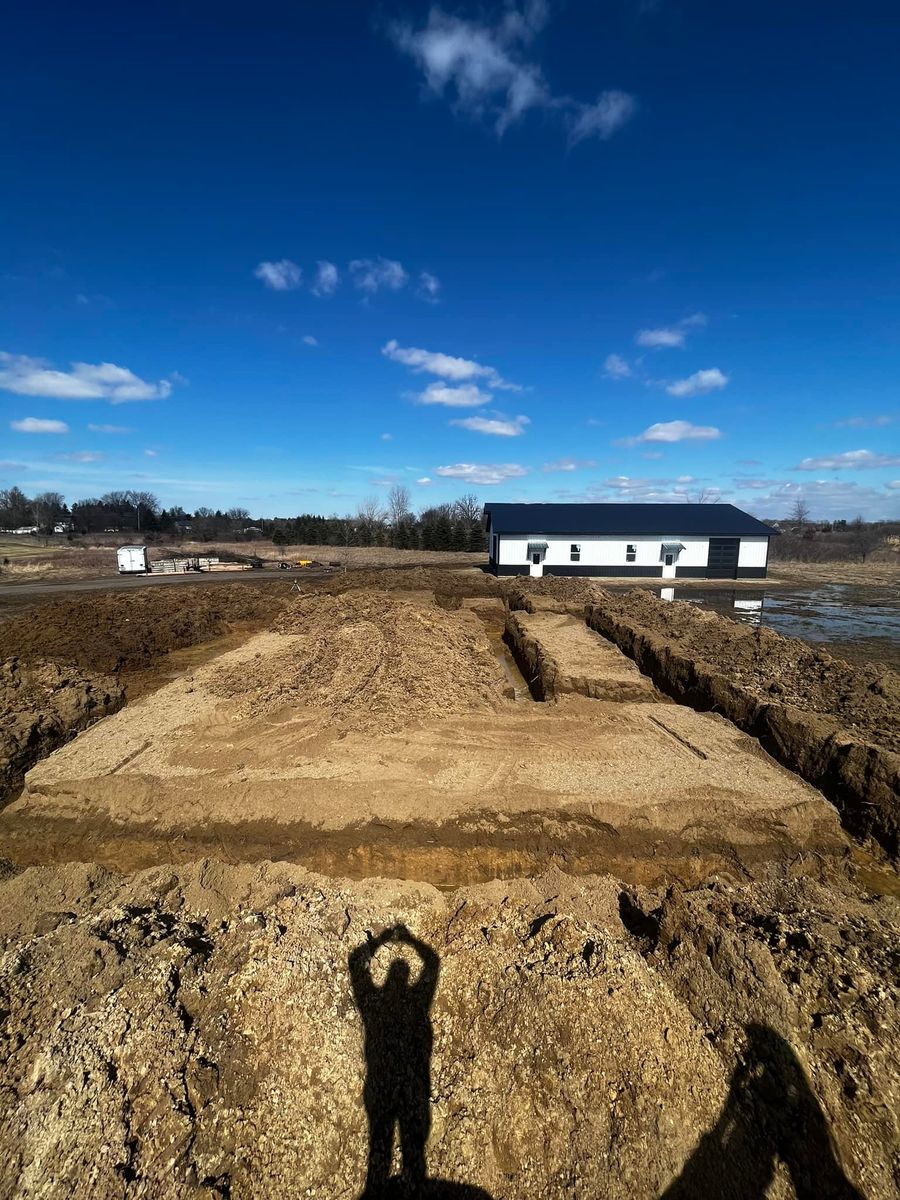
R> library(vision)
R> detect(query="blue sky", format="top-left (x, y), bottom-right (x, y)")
top-left (2, 0), bottom-right (899, 520)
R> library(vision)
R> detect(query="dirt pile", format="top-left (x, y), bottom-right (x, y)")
top-left (593, 590), bottom-right (900, 753)
top-left (505, 576), bottom-right (607, 615)
top-left (211, 591), bottom-right (506, 732)
top-left (0, 860), bottom-right (895, 1199)
top-left (0, 658), bottom-right (123, 803)
top-left (320, 566), bottom-right (501, 600)
top-left (0, 583), bottom-right (286, 675)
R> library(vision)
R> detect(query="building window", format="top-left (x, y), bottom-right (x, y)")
top-left (626, 544), bottom-right (636, 563)
top-left (570, 543), bottom-right (581, 562)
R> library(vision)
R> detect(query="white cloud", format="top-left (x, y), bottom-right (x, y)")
top-left (604, 353), bottom-right (632, 380)
top-left (144, 449), bottom-right (158, 458)
top-left (418, 271), bottom-right (441, 302)
top-left (416, 382), bottom-right (492, 407)
top-left (380, 432), bottom-right (393, 441)
top-left (793, 449), bottom-right (900, 471)
top-left (389, 4), bottom-right (635, 143)
top-left (253, 259), bottom-right (302, 291)
top-left (302, 335), bottom-right (318, 346)
top-left (542, 457), bottom-right (597, 472)
top-left (349, 257), bottom-right (409, 295)
top-left (10, 417), bottom-right (69, 434)
top-left (435, 462), bottom-right (529, 485)
top-left (635, 313), bottom-right (708, 350)
top-left (0, 352), bottom-right (173, 403)
top-left (312, 260), bottom-right (339, 297)
top-left (888, 480), bottom-right (900, 490)
top-left (733, 478), bottom-right (900, 521)
top-left (627, 420), bottom-right (722, 444)
top-left (568, 91), bottom-right (638, 145)
top-left (636, 327), bottom-right (685, 349)
top-left (416, 476), bottom-right (432, 485)
top-left (666, 368), bottom-right (729, 397)
top-left (88, 423), bottom-right (131, 434)
top-left (451, 413), bottom-right (530, 436)
top-left (59, 451), bottom-right (104, 462)
top-left (382, 338), bottom-right (519, 390)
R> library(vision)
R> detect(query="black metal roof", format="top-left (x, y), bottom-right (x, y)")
top-left (483, 502), bottom-right (778, 537)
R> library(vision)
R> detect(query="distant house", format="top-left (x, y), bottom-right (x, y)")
top-left (483, 502), bottom-right (778, 580)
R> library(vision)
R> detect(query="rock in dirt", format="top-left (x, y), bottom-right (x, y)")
top-left (0, 861), bottom-right (896, 1199)
top-left (210, 590), bottom-right (507, 732)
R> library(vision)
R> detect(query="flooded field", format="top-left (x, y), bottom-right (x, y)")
top-left (617, 582), bottom-right (900, 670)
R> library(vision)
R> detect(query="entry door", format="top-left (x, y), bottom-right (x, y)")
top-left (529, 551), bottom-right (544, 577)
top-left (662, 553), bottom-right (676, 579)
top-left (707, 537), bottom-right (740, 579)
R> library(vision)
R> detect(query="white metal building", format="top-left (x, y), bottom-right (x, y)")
top-left (483, 503), bottom-right (777, 580)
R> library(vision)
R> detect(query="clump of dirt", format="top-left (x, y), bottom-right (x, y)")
top-left (211, 590), bottom-right (507, 732)
top-left (0, 658), bottom-right (124, 803)
top-left (507, 576), bottom-right (606, 610)
top-left (0, 583), bottom-right (286, 675)
top-left (0, 861), bottom-right (895, 1198)
top-left (595, 590), bottom-right (900, 754)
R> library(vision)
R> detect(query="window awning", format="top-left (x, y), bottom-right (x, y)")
top-left (661, 542), bottom-right (685, 554)
top-left (527, 541), bottom-right (549, 552)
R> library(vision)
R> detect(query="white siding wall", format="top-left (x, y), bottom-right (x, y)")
top-left (497, 533), bottom-right (714, 570)
top-left (738, 537), bottom-right (768, 569)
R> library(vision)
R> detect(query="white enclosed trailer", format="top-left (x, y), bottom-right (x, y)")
top-left (116, 545), bottom-right (149, 574)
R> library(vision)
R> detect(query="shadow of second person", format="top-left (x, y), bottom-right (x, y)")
top-left (349, 924), bottom-right (493, 1200)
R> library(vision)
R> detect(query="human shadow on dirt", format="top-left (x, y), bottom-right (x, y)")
top-left (349, 925), bottom-right (493, 1200)
top-left (659, 1023), bottom-right (864, 1199)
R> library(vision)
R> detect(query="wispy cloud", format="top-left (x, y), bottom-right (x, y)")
top-left (302, 335), bottom-right (318, 347)
top-left (451, 413), bottom-right (530, 436)
top-left (0, 352), bottom-right (173, 404)
top-left (416, 382), bottom-right (492, 408)
top-left (833, 414), bottom-right (896, 429)
top-left (312, 260), bottom-right (340, 297)
top-left (568, 91), bottom-right (638, 145)
top-left (418, 271), bottom-right (441, 302)
top-left (435, 462), bottom-right (529, 485)
top-left (542, 457), bottom-right (597, 472)
top-left (635, 312), bottom-right (707, 350)
top-left (253, 259), bottom-right (302, 291)
top-left (793, 449), bottom-right (900, 470)
top-left (382, 339), bottom-right (519, 390)
top-left (59, 450), bottom-right (104, 462)
top-left (622, 419), bottom-right (722, 445)
top-left (389, 3), bottom-right (636, 144)
top-left (10, 416), bottom-right (69, 434)
top-left (349, 257), bottom-right (409, 295)
top-left (603, 353), bottom-right (632, 380)
top-left (88, 423), bottom-right (132, 434)
top-left (666, 368), bottom-right (728, 397)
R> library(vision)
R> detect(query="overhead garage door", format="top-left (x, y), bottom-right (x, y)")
top-left (706, 537), bottom-right (740, 578)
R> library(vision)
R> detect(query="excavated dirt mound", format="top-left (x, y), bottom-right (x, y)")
top-left (211, 591), bottom-right (507, 733)
top-left (0, 861), bottom-right (896, 1199)
top-left (0, 582), bottom-right (286, 675)
top-left (593, 590), bottom-right (900, 754)
top-left (320, 566), bottom-right (503, 600)
top-left (0, 658), bottom-right (124, 804)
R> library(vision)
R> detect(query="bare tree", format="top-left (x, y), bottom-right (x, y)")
top-left (32, 491), bottom-right (65, 533)
top-left (790, 497), bottom-right (811, 529)
top-left (386, 484), bottom-right (411, 546)
top-left (452, 492), bottom-right (482, 523)
top-left (355, 496), bottom-right (386, 545)
top-left (849, 515), bottom-right (880, 562)
top-left (0, 486), bottom-right (34, 528)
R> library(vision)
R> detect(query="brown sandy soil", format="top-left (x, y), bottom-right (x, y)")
top-left (0, 592), bottom-right (857, 887)
top-left (0, 860), bottom-right (896, 1199)
top-left (589, 589), bottom-right (900, 755)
